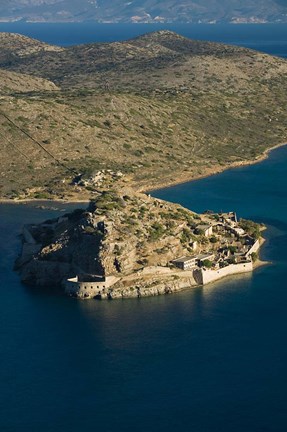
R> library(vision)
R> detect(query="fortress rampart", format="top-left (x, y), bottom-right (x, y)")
top-left (193, 261), bottom-right (253, 285)
top-left (64, 275), bottom-right (118, 298)
top-left (246, 239), bottom-right (260, 257)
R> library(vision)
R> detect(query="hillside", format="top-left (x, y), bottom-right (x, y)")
top-left (15, 180), bottom-right (262, 299)
top-left (1, 0), bottom-right (287, 23)
top-left (0, 69), bottom-right (59, 93)
top-left (0, 30), bottom-right (287, 199)
top-left (0, 33), bottom-right (63, 65)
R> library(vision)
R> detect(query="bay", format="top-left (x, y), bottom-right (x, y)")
top-left (1, 25), bottom-right (287, 431)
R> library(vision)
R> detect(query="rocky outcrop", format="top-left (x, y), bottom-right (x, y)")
top-left (15, 186), bottom-right (204, 293)
top-left (15, 183), bottom-right (262, 299)
top-left (106, 276), bottom-right (196, 300)
top-left (20, 260), bottom-right (71, 287)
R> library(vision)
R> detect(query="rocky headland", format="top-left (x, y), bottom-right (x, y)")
top-left (15, 172), bottom-right (263, 299)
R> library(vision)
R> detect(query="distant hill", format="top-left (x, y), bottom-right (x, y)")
top-left (1, 0), bottom-right (287, 23)
top-left (0, 30), bottom-right (287, 200)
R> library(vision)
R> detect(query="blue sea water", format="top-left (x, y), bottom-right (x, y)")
top-left (0, 22), bottom-right (286, 57)
top-left (1, 25), bottom-right (287, 431)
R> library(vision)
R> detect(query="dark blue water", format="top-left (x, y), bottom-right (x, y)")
top-left (0, 22), bottom-right (286, 57)
top-left (1, 26), bottom-right (287, 431)
top-left (1, 150), bottom-right (287, 432)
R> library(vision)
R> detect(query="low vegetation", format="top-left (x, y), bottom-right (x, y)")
top-left (239, 219), bottom-right (262, 239)
top-left (0, 31), bottom-right (287, 199)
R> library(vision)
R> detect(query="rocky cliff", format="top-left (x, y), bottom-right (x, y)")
top-left (15, 178), bottom-right (210, 294)
top-left (15, 173), bottom-right (262, 299)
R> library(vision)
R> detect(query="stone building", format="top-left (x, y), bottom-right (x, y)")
top-left (196, 224), bottom-right (213, 237)
top-left (171, 256), bottom-right (197, 270)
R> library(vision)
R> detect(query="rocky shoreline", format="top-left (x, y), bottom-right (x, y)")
top-left (14, 179), bottom-right (264, 300)
top-left (1, 141), bottom-right (286, 204)
top-left (143, 141), bottom-right (287, 194)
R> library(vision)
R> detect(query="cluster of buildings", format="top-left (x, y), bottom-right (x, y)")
top-left (171, 212), bottom-right (260, 273)
top-left (63, 210), bottom-right (261, 296)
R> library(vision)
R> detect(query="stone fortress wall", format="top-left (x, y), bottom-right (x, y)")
top-left (245, 239), bottom-right (260, 257)
top-left (64, 275), bottom-right (118, 298)
top-left (193, 261), bottom-right (253, 285)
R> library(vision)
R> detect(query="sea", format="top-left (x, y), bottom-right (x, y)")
top-left (0, 22), bottom-right (287, 57)
top-left (0, 24), bottom-right (287, 432)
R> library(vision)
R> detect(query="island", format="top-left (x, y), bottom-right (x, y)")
top-left (0, 30), bottom-right (280, 296)
top-left (15, 171), bottom-right (264, 299)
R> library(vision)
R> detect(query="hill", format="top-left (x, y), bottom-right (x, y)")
top-left (1, 0), bottom-right (287, 23)
top-left (15, 180), bottom-right (262, 299)
top-left (0, 30), bottom-right (287, 199)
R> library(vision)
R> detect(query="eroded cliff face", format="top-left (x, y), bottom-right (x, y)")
top-left (15, 185), bottom-right (205, 290)
top-left (98, 274), bottom-right (197, 300)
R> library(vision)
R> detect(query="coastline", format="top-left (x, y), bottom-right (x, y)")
top-left (144, 141), bottom-right (287, 193)
top-left (0, 198), bottom-right (90, 205)
top-left (0, 141), bottom-right (286, 204)
top-left (253, 258), bottom-right (270, 270)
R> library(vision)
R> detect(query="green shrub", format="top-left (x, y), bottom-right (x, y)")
top-left (228, 245), bottom-right (237, 254)
top-left (181, 228), bottom-right (193, 244)
top-left (239, 219), bottom-right (261, 239)
top-left (210, 236), bottom-right (218, 244)
top-left (149, 222), bottom-right (165, 241)
top-left (202, 259), bottom-right (213, 268)
top-left (133, 149), bottom-right (144, 157)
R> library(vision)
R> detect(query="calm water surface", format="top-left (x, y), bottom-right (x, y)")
top-left (1, 25), bottom-right (287, 432)
top-left (0, 22), bottom-right (286, 57)
top-left (1, 147), bottom-right (287, 431)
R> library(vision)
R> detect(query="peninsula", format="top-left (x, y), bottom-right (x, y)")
top-left (0, 30), bottom-right (287, 200)
top-left (15, 171), bottom-right (264, 299)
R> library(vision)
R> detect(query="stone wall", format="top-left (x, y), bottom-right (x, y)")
top-left (246, 239), bottom-right (261, 257)
top-left (15, 243), bottom-right (42, 267)
top-left (193, 262), bottom-right (253, 285)
top-left (23, 225), bottom-right (37, 244)
top-left (64, 273), bottom-right (197, 300)
top-left (64, 275), bottom-right (118, 298)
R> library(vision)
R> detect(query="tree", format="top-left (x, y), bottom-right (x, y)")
top-left (228, 245), bottom-right (237, 254)
top-left (210, 236), bottom-right (218, 244)
top-left (202, 259), bottom-right (213, 268)
top-left (227, 256), bottom-right (236, 264)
